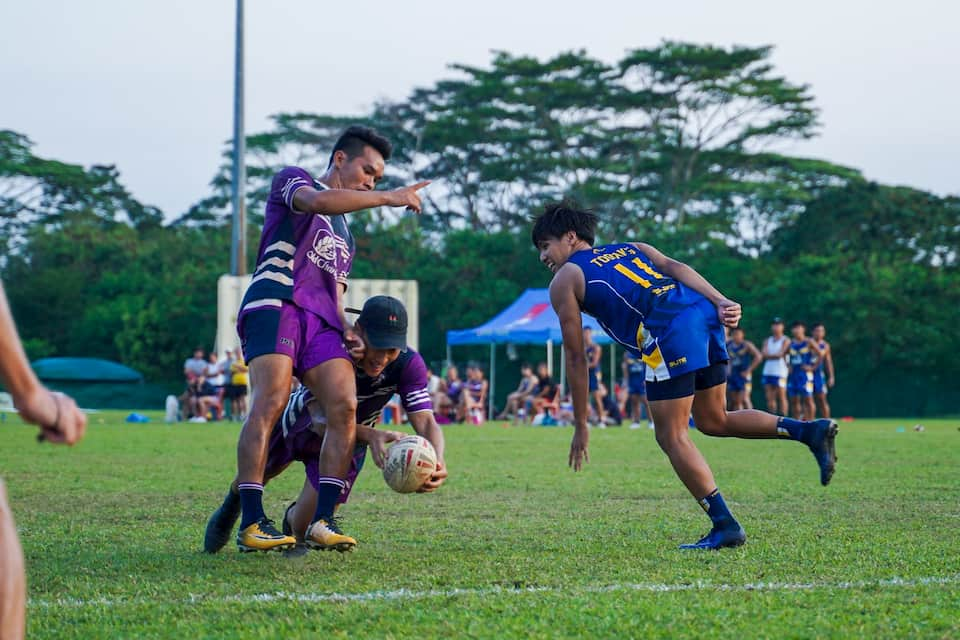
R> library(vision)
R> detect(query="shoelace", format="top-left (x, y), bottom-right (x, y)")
top-left (257, 518), bottom-right (285, 536)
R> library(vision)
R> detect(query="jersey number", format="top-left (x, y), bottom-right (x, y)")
top-left (614, 258), bottom-right (664, 288)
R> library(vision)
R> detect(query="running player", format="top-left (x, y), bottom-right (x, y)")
top-left (204, 296), bottom-right (447, 553)
top-left (811, 323), bottom-right (835, 418)
top-left (726, 327), bottom-right (762, 410)
top-left (233, 126), bottom-right (430, 552)
top-left (787, 322), bottom-right (821, 420)
top-left (584, 328), bottom-right (606, 425)
top-left (533, 202), bottom-right (838, 550)
top-left (622, 351), bottom-right (653, 430)
top-left (761, 318), bottom-right (790, 415)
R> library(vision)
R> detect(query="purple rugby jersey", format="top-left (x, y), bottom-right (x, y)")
top-left (265, 349), bottom-right (434, 503)
top-left (239, 166), bottom-right (355, 331)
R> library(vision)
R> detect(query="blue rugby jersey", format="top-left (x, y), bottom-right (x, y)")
top-left (566, 243), bottom-right (707, 354)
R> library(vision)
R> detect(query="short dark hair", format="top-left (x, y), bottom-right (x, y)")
top-left (531, 200), bottom-right (597, 248)
top-left (520, 362), bottom-right (532, 370)
top-left (812, 322), bottom-right (825, 329)
top-left (328, 125), bottom-right (392, 167)
top-left (791, 321), bottom-right (806, 330)
top-left (732, 326), bottom-right (745, 334)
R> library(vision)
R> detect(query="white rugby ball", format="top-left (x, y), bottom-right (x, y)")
top-left (383, 435), bottom-right (437, 493)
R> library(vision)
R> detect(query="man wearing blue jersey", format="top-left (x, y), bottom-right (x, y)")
top-left (533, 202), bottom-right (838, 550)
top-left (726, 327), bottom-right (762, 411)
top-left (787, 322), bottom-right (822, 420)
top-left (811, 323), bottom-right (835, 418)
top-left (622, 351), bottom-right (652, 430)
top-left (584, 328), bottom-right (606, 425)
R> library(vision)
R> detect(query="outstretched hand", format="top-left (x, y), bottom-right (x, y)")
top-left (385, 180), bottom-right (431, 214)
top-left (369, 429), bottom-right (405, 469)
top-left (569, 427), bottom-right (589, 471)
top-left (716, 299), bottom-right (742, 328)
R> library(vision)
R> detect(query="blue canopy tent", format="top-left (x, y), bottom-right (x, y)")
top-left (446, 288), bottom-right (616, 417)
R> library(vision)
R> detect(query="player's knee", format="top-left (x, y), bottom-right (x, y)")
top-left (654, 428), bottom-right (688, 454)
top-left (325, 392), bottom-right (358, 426)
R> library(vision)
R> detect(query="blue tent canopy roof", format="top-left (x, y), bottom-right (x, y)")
top-left (446, 288), bottom-right (613, 346)
top-left (32, 358), bottom-right (144, 383)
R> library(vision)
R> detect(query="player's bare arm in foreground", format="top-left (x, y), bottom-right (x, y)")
top-left (0, 282), bottom-right (87, 640)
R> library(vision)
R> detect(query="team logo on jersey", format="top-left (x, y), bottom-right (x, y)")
top-left (311, 227), bottom-right (338, 262)
top-left (307, 226), bottom-right (349, 277)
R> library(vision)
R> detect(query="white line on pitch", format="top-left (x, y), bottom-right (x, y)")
top-left (29, 573), bottom-right (960, 609)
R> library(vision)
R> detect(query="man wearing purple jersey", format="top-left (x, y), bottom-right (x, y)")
top-left (233, 126), bottom-right (430, 552)
top-left (205, 296), bottom-right (447, 554)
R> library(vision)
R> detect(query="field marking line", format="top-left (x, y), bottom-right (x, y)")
top-left (29, 573), bottom-right (960, 609)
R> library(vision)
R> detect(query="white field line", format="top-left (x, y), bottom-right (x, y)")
top-left (29, 573), bottom-right (960, 609)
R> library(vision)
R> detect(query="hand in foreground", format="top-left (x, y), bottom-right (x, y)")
top-left (369, 429), bottom-right (405, 468)
top-left (418, 461), bottom-right (448, 493)
top-left (344, 327), bottom-right (365, 361)
top-left (569, 427), bottom-right (590, 471)
top-left (716, 299), bottom-right (742, 328)
top-left (16, 388), bottom-right (87, 445)
top-left (385, 181), bottom-right (431, 214)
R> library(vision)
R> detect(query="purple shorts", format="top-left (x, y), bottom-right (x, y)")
top-left (263, 421), bottom-right (367, 506)
top-left (238, 301), bottom-right (350, 378)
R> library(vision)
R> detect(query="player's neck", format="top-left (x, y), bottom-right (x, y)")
top-left (316, 168), bottom-right (341, 190)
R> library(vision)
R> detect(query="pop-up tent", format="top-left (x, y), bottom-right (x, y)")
top-left (31, 357), bottom-right (150, 409)
top-left (446, 289), bottom-right (618, 417)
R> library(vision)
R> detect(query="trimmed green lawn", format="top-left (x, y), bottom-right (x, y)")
top-left (2, 412), bottom-right (958, 638)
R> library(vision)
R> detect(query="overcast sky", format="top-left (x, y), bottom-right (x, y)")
top-left (1, 0), bottom-right (957, 218)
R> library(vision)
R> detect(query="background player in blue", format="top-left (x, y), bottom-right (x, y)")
top-left (233, 127), bottom-right (432, 552)
top-left (533, 202), bottom-right (839, 550)
top-left (726, 327), bottom-right (762, 410)
top-left (787, 322), bottom-right (822, 420)
top-left (811, 323), bottom-right (836, 418)
top-left (204, 296), bottom-right (446, 554)
top-left (583, 327), bottom-right (606, 425)
top-left (622, 351), bottom-right (653, 430)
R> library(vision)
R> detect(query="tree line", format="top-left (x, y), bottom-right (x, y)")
top-left (2, 42), bottom-right (957, 416)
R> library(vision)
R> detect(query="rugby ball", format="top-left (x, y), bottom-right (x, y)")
top-left (383, 435), bottom-right (437, 493)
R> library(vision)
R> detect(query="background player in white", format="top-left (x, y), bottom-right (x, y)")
top-left (761, 318), bottom-right (790, 415)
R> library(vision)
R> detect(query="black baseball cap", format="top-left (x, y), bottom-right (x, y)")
top-left (346, 296), bottom-right (408, 350)
top-left (772, 317), bottom-right (784, 324)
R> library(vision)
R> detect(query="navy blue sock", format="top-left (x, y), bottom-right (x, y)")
top-left (222, 489), bottom-right (240, 514)
top-left (697, 489), bottom-right (738, 529)
top-left (776, 416), bottom-right (808, 441)
top-left (238, 483), bottom-right (265, 529)
top-left (313, 477), bottom-right (346, 522)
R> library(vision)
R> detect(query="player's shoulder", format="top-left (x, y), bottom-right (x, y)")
top-left (271, 166), bottom-right (313, 191)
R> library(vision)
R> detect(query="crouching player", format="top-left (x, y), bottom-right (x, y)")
top-left (533, 201), bottom-right (838, 550)
top-left (203, 296), bottom-right (447, 553)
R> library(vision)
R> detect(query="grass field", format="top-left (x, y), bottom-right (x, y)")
top-left (2, 411), bottom-right (959, 639)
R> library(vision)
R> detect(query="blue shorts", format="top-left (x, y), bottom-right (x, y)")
top-left (588, 369), bottom-right (600, 392)
top-left (727, 371), bottom-right (752, 393)
top-left (813, 371), bottom-right (827, 395)
top-left (762, 374), bottom-right (787, 389)
top-left (628, 374), bottom-right (646, 395)
top-left (787, 371), bottom-right (814, 397)
top-left (643, 297), bottom-right (728, 383)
